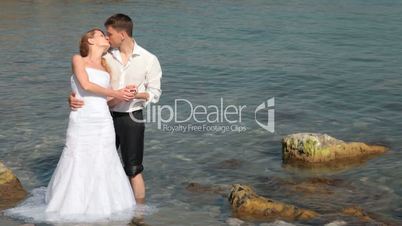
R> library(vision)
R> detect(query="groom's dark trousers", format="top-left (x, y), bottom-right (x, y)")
top-left (111, 109), bottom-right (145, 177)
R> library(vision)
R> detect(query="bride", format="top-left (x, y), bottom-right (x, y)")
top-left (5, 28), bottom-right (140, 223)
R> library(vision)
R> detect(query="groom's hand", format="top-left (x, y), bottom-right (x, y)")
top-left (68, 92), bottom-right (84, 111)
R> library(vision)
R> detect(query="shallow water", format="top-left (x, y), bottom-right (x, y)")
top-left (1, 0), bottom-right (402, 225)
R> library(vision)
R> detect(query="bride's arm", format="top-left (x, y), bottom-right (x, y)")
top-left (72, 55), bottom-right (129, 100)
top-left (107, 97), bottom-right (122, 108)
top-left (107, 84), bottom-right (136, 108)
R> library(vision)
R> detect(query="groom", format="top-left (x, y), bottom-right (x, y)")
top-left (69, 14), bottom-right (162, 204)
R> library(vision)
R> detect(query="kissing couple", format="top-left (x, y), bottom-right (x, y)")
top-left (5, 13), bottom-right (162, 223)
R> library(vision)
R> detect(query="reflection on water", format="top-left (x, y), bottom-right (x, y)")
top-left (1, 0), bottom-right (402, 225)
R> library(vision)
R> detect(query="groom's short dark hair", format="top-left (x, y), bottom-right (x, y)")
top-left (104, 14), bottom-right (134, 37)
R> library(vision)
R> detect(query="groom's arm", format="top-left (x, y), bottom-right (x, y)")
top-left (142, 55), bottom-right (162, 105)
top-left (68, 92), bottom-right (84, 111)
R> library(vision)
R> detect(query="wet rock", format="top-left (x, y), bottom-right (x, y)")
top-left (228, 184), bottom-right (319, 221)
top-left (0, 161), bottom-right (27, 210)
top-left (282, 133), bottom-right (387, 165)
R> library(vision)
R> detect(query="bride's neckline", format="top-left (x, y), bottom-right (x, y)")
top-left (85, 67), bottom-right (108, 74)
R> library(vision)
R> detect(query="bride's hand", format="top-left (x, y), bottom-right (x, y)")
top-left (114, 88), bottom-right (135, 101)
top-left (125, 84), bottom-right (137, 95)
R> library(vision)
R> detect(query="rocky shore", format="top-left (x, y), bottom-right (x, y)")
top-left (186, 133), bottom-right (394, 225)
top-left (1, 133), bottom-right (393, 225)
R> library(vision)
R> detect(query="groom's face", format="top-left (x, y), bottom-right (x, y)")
top-left (105, 26), bottom-right (123, 48)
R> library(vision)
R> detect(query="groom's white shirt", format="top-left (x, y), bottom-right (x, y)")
top-left (103, 40), bottom-right (162, 112)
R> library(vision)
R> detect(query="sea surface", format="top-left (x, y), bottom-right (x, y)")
top-left (1, 0), bottom-right (402, 225)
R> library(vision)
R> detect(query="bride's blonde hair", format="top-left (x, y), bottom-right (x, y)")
top-left (79, 28), bottom-right (111, 73)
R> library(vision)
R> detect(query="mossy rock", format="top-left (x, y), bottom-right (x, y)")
top-left (0, 161), bottom-right (27, 210)
top-left (282, 133), bottom-right (388, 165)
top-left (228, 184), bottom-right (319, 221)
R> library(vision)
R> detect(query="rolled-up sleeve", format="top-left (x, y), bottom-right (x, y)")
top-left (144, 55), bottom-right (162, 105)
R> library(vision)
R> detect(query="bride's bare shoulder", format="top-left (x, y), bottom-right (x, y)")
top-left (71, 54), bottom-right (85, 66)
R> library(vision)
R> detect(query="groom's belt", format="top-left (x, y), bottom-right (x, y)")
top-left (110, 109), bottom-right (142, 117)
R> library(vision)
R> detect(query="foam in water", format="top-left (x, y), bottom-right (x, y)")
top-left (3, 187), bottom-right (158, 224)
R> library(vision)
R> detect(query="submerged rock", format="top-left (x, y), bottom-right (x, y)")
top-left (282, 133), bottom-right (387, 165)
top-left (0, 161), bottom-right (27, 210)
top-left (341, 206), bottom-right (372, 222)
top-left (185, 182), bottom-right (231, 196)
top-left (213, 159), bottom-right (242, 169)
top-left (341, 206), bottom-right (399, 225)
top-left (228, 184), bottom-right (319, 221)
top-left (280, 177), bottom-right (347, 196)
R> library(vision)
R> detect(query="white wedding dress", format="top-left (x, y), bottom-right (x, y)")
top-left (4, 68), bottom-right (149, 223)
